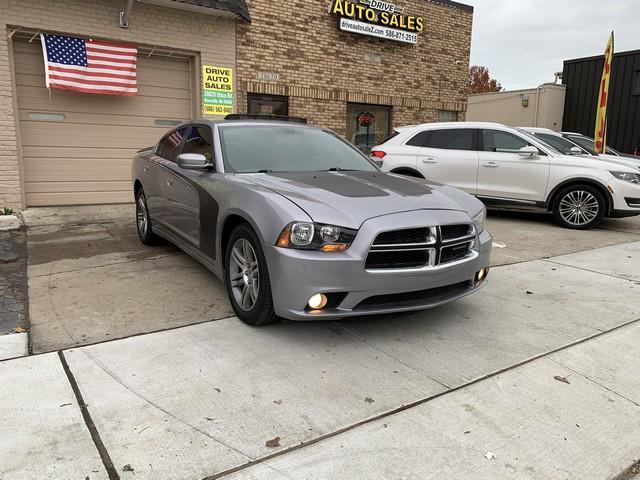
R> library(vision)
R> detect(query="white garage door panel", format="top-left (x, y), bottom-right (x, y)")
top-left (24, 158), bottom-right (133, 182)
top-left (14, 38), bottom-right (193, 206)
top-left (22, 146), bottom-right (141, 159)
top-left (20, 122), bottom-right (170, 148)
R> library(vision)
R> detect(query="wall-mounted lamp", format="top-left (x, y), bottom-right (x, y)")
top-left (521, 95), bottom-right (529, 107)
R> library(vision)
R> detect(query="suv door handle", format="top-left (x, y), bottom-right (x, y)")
top-left (421, 157), bottom-right (437, 164)
top-left (482, 162), bottom-right (498, 168)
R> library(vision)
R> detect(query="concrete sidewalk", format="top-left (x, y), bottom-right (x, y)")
top-left (1, 242), bottom-right (639, 479)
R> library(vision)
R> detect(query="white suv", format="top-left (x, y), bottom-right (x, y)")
top-left (371, 122), bottom-right (640, 229)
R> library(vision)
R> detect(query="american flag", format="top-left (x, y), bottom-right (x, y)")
top-left (40, 33), bottom-right (137, 96)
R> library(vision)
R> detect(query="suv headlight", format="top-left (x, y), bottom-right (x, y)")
top-left (610, 171), bottom-right (640, 184)
top-left (472, 208), bottom-right (486, 234)
top-left (276, 222), bottom-right (357, 251)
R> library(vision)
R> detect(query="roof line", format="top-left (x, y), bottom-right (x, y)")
top-left (427, 0), bottom-right (474, 13)
top-left (564, 48), bottom-right (640, 64)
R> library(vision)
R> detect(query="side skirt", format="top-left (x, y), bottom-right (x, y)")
top-left (151, 221), bottom-right (222, 280)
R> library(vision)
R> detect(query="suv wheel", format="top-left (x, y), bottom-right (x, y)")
top-left (135, 188), bottom-right (160, 244)
top-left (552, 184), bottom-right (605, 229)
top-left (224, 224), bottom-right (278, 326)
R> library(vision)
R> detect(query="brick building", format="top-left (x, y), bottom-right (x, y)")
top-left (237, 0), bottom-right (473, 150)
top-left (0, 0), bottom-right (472, 210)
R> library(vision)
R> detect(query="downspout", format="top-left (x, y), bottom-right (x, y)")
top-left (533, 85), bottom-right (541, 126)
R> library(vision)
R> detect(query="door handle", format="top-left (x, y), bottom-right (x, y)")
top-left (482, 162), bottom-right (498, 168)
top-left (143, 166), bottom-right (149, 173)
top-left (166, 179), bottom-right (174, 187)
top-left (421, 157), bottom-right (437, 164)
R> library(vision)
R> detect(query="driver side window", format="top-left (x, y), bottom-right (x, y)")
top-left (482, 130), bottom-right (530, 153)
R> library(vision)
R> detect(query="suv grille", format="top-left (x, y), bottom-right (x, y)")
top-left (365, 224), bottom-right (475, 270)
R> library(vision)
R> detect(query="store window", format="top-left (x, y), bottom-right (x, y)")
top-left (247, 94), bottom-right (289, 116)
top-left (437, 110), bottom-right (458, 122)
top-left (346, 103), bottom-right (391, 153)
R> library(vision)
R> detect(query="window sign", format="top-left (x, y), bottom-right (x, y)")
top-left (329, 0), bottom-right (424, 44)
top-left (202, 65), bottom-right (234, 116)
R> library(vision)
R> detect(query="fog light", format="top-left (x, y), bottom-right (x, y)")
top-left (475, 267), bottom-right (490, 284)
top-left (308, 293), bottom-right (328, 310)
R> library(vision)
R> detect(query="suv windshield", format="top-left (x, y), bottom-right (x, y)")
top-left (516, 129), bottom-right (562, 155)
top-left (219, 125), bottom-right (378, 173)
top-left (533, 132), bottom-right (583, 155)
top-left (566, 135), bottom-right (598, 155)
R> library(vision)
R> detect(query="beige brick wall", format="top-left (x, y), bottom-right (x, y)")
top-left (237, 0), bottom-right (472, 135)
top-left (0, 0), bottom-right (237, 210)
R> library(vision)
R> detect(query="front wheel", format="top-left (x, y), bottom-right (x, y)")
top-left (552, 185), bottom-right (605, 229)
top-left (224, 224), bottom-right (278, 326)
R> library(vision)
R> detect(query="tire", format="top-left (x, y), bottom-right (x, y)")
top-left (135, 188), bottom-right (160, 245)
top-left (552, 184), bottom-right (606, 229)
top-left (224, 224), bottom-right (278, 326)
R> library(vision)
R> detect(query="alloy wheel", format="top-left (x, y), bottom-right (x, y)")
top-left (137, 194), bottom-right (148, 237)
top-left (228, 238), bottom-right (260, 311)
top-left (558, 190), bottom-right (599, 226)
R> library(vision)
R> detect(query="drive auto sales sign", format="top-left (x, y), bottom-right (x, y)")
top-left (329, 0), bottom-right (424, 44)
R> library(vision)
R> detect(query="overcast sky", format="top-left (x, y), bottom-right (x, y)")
top-left (463, 0), bottom-right (637, 90)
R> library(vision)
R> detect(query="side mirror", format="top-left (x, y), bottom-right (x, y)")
top-left (518, 146), bottom-right (539, 157)
top-left (177, 153), bottom-right (210, 170)
top-left (568, 146), bottom-right (583, 155)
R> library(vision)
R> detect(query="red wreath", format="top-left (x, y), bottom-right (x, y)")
top-left (357, 112), bottom-right (376, 127)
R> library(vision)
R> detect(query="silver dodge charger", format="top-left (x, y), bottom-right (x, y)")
top-left (132, 115), bottom-right (492, 326)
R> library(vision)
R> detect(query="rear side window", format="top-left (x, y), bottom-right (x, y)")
top-left (423, 129), bottom-right (475, 151)
top-left (181, 126), bottom-right (214, 163)
top-left (482, 130), bottom-right (529, 153)
top-left (406, 130), bottom-right (430, 147)
top-left (158, 127), bottom-right (188, 161)
top-left (378, 130), bottom-right (400, 145)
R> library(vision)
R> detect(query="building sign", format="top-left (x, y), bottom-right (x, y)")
top-left (329, 0), bottom-right (424, 44)
top-left (202, 65), bottom-right (234, 116)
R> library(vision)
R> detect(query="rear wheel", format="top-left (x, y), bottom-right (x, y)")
top-left (135, 188), bottom-right (160, 244)
top-left (224, 224), bottom-right (278, 326)
top-left (552, 184), bottom-right (605, 229)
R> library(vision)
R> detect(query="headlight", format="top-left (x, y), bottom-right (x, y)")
top-left (276, 222), bottom-right (357, 251)
top-left (472, 208), bottom-right (486, 234)
top-left (610, 171), bottom-right (640, 184)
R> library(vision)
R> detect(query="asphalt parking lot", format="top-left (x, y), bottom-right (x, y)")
top-left (1, 206), bottom-right (639, 479)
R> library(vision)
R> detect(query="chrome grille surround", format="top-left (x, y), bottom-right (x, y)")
top-left (365, 223), bottom-right (477, 272)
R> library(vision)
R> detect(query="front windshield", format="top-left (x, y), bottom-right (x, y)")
top-left (535, 133), bottom-right (583, 155)
top-left (219, 125), bottom-right (378, 173)
top-left (516, 129), bottom-right (562, 154)
top-left (567, 135), bottom-right (598, 155)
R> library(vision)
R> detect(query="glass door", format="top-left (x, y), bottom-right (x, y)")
top-left (346, 103), bottom-right (391, 154)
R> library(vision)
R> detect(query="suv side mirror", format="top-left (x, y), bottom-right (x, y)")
top-left (518, 146), bottom-right (539, 157)
top-left (177, 153), bottom-right (210, 170)
top-left (568, 146), bottom-right (583, 155)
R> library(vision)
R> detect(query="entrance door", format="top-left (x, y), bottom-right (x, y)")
top-left (247, 94), bottom-right (288, 116)
top-left (346, 104), bottom-right (391, 154)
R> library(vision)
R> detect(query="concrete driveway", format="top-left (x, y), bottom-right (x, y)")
top-left (2, 239), bottom-right (640, 479)
top-left (22, 205), bottom-right (640, 353)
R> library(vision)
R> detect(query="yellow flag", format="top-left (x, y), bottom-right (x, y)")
top-left (594, 32), bottom-right (614, 154)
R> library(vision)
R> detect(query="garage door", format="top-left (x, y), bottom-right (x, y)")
top-left (13, 38), bottom-right (193, 206)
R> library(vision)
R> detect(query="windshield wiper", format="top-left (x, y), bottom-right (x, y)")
top-left (257, 169), bottom-right (273, 173)
top-left (327, 167), bottom-right (361, 172)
